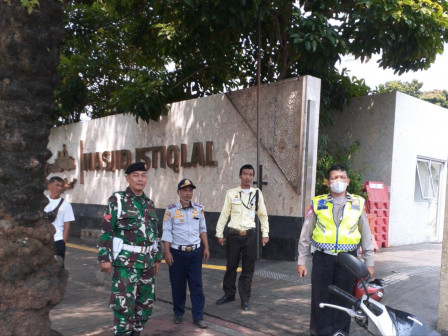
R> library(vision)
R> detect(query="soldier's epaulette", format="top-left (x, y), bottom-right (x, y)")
top-left (109, 191), bottom-right (125, 201)
top-left (167, 203), bottom-right (177, 209)
top-left (192, 202), bottom-right (203, 208)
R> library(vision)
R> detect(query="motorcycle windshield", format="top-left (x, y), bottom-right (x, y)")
top-left (386, 306), bottom-right (428, 336)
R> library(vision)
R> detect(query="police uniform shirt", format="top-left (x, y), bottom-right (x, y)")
top-left (44, 196), bottom-right (75, 241)
top-left (215, 186), bottom-right (269, 238)
top-left (297, 193), bottom-right (374, 266)
top-left (162, 202), bottom-right (207, 246)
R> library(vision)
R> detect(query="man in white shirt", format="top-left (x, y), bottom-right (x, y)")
top-left (44, 176), bottom-right (75, 266)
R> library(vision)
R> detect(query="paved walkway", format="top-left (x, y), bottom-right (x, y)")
top-left (50, 241), bottom-right (443, 335)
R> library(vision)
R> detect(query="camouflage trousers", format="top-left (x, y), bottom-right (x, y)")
top-left (109, 266), bottom-right (156, 336)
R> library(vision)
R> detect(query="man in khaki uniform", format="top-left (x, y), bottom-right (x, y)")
top-left (215, 164), bottom-right (269, 311)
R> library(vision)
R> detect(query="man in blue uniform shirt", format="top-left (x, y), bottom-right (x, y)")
top-left (162, 179), bottom-right (210, 329)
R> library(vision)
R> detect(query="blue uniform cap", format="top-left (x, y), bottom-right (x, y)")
top-left (178, 178), bottom-right (197, 190)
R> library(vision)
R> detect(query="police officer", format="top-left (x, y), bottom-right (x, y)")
top-left (162, 178), bottom-right (210, 329)
top-left (297, 163), bottom-right (374, 336)
top-left (215, 164), bottom-right (269, 311)
top-left (98, 162), bottom-right (162, 336)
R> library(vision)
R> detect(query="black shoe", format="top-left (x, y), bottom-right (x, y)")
top-left (193, 319), bottom-right (208, 329)
top-left (241, 301), bottom-right (250, 311)
top-left (130, 331), bottom-right (140, 336)
top-left (173, 315), bottom-right (183, 324)
top-left (216, 295), bottom-right (235, 305)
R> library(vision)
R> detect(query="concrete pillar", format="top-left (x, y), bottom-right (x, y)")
top-left (437, 170), bottom-right (448, 333)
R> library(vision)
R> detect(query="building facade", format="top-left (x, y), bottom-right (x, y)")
top-left (46, 76), bottom-right (321, 260)
top-left (323, 92), bottom-right (447, 246)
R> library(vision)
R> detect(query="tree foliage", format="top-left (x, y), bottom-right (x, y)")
top-left (420, 89), bottom-right (448, 108)
top-left (54, 0), bottom-right (448, 125)
top-left (373, 79), bottom-right (448, 108)
top-left (315, 135), bottom-right (367, 197)
top-left (373, 79), bottom-right (423, 97)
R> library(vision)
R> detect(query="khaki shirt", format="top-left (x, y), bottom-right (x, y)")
top-left (297, 193), bottom-right (374, 266)
top-left (215, 186), bottom-right (269, 238)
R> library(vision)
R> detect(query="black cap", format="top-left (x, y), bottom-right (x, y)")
top-left (177, 178), bottom-right (196, 190)
top-left (125, 162), bottom-right (148, 175)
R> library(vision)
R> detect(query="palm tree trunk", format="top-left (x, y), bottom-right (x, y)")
top-left (0, 0), bottom-right (67, 334)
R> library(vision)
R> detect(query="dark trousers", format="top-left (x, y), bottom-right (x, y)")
top-left (310, 251), bottom-right (357, 336)
top-left (223, 230), bottom-right (256, 302)
top-left (169, 247), bottom-right (205, 322)
top-left (54, 239), bottom-right (66, 259)
top-left (54, 239), bottom-right (66, 267)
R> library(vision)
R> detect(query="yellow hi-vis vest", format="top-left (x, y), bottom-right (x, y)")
top-left (310, 194), bottom-right (364, 254)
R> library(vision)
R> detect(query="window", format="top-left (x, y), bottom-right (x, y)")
top-left (415, 158), bottom-right (443, 201)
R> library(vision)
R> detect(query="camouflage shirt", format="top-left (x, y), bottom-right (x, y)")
top-left (98, 187), bottom-right (162, 268)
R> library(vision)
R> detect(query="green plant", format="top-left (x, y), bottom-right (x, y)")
top-left (316, 135), bottom-right (368, 198)
top-left (54, 0), bottom-right (448, 124)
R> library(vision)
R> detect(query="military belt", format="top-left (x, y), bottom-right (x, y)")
top-left (122, 243), bottom-right (152, 254)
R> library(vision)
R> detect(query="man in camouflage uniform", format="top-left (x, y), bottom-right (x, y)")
top-left (98, 162), bottom-right (162, 336)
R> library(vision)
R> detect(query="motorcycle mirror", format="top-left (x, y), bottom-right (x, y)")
top-left (337, 252), bottom-right (369, 279)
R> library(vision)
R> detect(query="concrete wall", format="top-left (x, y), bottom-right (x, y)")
top-left (323, 92), bottom-right (448, 246)
top-left (47, 76), bottom-right (321, 260)
top-left (389, 93), bottom-right (447, 245)
top-left (48, 76), bottom-right (320, 216)
top-left (438, 171), bottom-right (448, 333)
top-left (323, 93), bottom-right (396, 185)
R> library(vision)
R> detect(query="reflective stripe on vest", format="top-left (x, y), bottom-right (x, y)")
top-left (311, 194), bottom-right (364, 253)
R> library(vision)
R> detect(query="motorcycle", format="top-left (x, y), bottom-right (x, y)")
top-left (319, 252), bottom-right (428, 336)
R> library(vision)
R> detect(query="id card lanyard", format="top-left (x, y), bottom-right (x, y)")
top-left (239, 191), bottom-right (256, 210)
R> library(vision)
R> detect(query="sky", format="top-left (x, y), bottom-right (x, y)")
top-left (337, 45), bottom-right (448, 92)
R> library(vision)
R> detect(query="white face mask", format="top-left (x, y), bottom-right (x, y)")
top-left (330, 181), bottom-right (348, 194)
